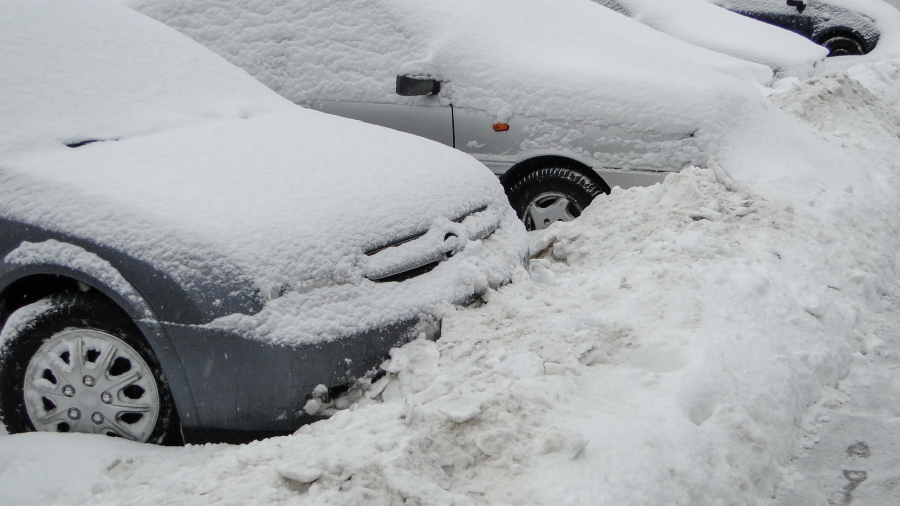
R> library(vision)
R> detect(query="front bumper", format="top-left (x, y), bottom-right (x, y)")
top-left (156, 204), bottom-right (527, 441)
top-left (161, 315), bottom-right (439, 437)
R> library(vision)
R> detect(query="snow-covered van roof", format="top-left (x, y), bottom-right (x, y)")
top-left (0, 0), bottom-right (527, 343)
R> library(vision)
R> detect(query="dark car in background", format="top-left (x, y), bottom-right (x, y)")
top-left (711, 0), bottom-right (881, 55)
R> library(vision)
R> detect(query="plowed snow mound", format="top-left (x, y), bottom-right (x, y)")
top-left (3, 66), bottom-right (900, 506)
top-left (774, 66), bottom-right (900, 171)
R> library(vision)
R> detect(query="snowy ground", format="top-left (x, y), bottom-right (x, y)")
top-left (767, 64), bottom-right (900, 504)
top-left (776, 304), bottom-right (900, 505)
top-left (3, 44), bottom-right (900, 506)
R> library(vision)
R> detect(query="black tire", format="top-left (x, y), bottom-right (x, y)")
top-left (0, 292), bottom-right (182, 445)
top-left (820, 33), bottom-right (865, 57)
top-left (506, 167), bottom-right (607, 231)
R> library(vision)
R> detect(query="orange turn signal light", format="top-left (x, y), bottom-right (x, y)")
top-left (492, 123), bottom-right (510, 132)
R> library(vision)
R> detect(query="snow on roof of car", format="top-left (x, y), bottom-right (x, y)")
top-left (0, 0), bottom-right (526, 343)
top-left (127, 0), bottom-right (779, 136)
top-left (593, 0), bottom-right (829, 78)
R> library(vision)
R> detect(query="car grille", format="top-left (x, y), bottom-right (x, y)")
top-left (364, 205), bottom-right (499, 283)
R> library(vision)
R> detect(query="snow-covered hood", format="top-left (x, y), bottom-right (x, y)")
top-left (1, 110), bottom-right (514, 294)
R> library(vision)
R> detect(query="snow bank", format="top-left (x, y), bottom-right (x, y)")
top-left (3, 61), bottom-right (899, 504)
top-left (593, 0), bottom-right (828, 78)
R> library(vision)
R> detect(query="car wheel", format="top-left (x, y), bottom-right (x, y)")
top-left (0, 292), bottom-right (181, 444)
top-left (507, 167), bottom-right (606, 231)
top-left (820, 34), bottom-right (864, 57)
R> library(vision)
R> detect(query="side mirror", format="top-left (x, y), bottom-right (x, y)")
top-left (396, 75), bottom-right (441, 96)
top-left (786, 0), bottom-right (806, 13)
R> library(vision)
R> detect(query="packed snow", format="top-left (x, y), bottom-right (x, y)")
top-left (3, 1), bottom-right (900, 505)
top-left (591, 0), bottom-right (828, 78)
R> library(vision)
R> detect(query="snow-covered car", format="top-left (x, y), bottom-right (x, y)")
top-left (710, 0), bottom-right (885, 55)
top-left (591, 0), bottom-right (828, 78)
top-left (128, 0), bottom-right (781, 231)
top-left (0, 0), bottom-right (527, 444)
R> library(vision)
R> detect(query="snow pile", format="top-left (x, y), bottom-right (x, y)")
top-left (592, 0), bottom-right (828, 78)
top-left (3, 62), bottom-right (900, 504)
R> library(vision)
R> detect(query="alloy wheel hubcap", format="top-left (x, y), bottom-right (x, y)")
top-left (23, 329), bottom-right (160, 442)
top-left (524, 192), bottom-right (580, 231)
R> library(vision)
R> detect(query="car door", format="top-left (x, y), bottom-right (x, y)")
top-left (310, 101), bottom-right (454, 148)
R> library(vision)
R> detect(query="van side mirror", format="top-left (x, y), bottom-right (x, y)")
top-left (396, 75), bottom-right (441, 96)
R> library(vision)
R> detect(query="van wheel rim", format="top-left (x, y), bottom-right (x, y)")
top-left (524, 192), bottom-right (579, 231)
top-left (23, 329), bottom-right (160, 442)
